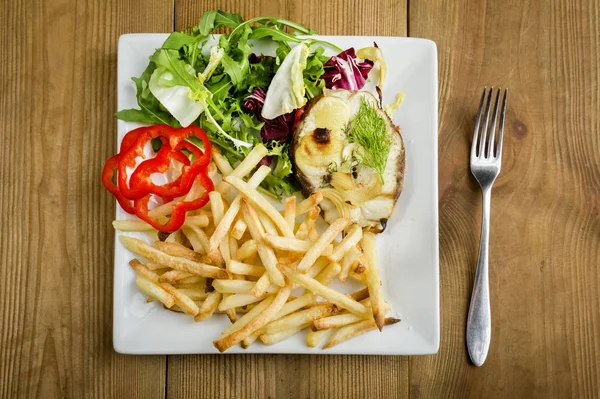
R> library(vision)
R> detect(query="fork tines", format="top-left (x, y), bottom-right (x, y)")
top-left (471, 88), bottom-right (508, 160)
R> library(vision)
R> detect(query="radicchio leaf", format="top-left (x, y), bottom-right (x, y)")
top-left (243, 87), bottom-right (295, 143)
top-left (322, 48), bottom-right (374, 90)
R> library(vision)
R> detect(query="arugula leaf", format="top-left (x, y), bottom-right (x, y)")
top-left (214, 10), bottom-right (244, 29)
top-left (162, 32), bottom-right (199, 50)
top-left (221, 53), bottom-right (244, 85)
top-left (249, 28), bottom-right (303, 44)
top-left (199, 10), bottom-right (218, 35)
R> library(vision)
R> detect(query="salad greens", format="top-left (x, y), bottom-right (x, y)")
top-left (116, 10), bottom-right (335, 198)
top-left (116, 10), bottom-right (376, 199)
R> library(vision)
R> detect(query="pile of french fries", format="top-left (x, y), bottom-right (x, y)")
top-left (114, 144), bottom-right (399, 352)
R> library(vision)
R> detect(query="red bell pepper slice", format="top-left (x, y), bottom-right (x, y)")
top-left (134, 172), bottom-right (214, 232)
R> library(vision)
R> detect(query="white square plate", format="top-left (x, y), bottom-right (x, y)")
top-left (114, 34), bottom-right (439, 354)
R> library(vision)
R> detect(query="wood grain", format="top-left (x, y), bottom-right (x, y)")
top-left (167, 2), bottom-right (408, 399)
top-left (409, 0), bottom-right (600, 397)
top-left (2, 0), bottom-right (599, 397)
top-left (0, 0), bottom-right (172, 397)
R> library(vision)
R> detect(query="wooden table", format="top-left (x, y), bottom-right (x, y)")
top-left (2, 0), bottom-right (599, 397)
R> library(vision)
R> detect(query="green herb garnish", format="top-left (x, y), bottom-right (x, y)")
top-left (348, 99), bottom-right (391, 182)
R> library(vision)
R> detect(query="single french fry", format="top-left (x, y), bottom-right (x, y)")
top-left (242, 200), bottom-right (285, 287)
top-left (231, 218), bottom-right (247, 240)
top-left (158, 270), bottom-right (195, 284)
top-left (262, 303), bottom-right (338, 334)
top-left (145, 262), bottom-right (167, 271)
top-left (257, 210), bottom-right (279, 235)
top-left (339, 246), bottom-right (361, 282)
top-left (229, 235), bottom-right (239, 261)
top-left (306, 329), bottom-right (331, 348)
top-left (178, 275), bottom-right (204, 285)
top-left (264, 234), bottom-right (333, 256)
top-left (212, 146), bottom-right (234, 175)
top-left (295, 206), bottom-right (320, 240)
top-left (195, 291), bottom-right (222, 321)
top-left (280, 264), bottom-right (370, 318)
top-left (120, 236), bottom-right (228, 279)
top-left (296, 193), bottom-right (323, 216)
top-left (283, 196), bottom-right (296, 231)
top-left (218, 293), bottom-right (266, 311)
top-left (323, 317), bottom-right (400, 349)
top-left (112, 220), bottom-right (155, 231)
top-left (183, 214), bottom-right (210, 228)
top-left (313, 312), bottom-right (366, 330)
top-left (154, 241), bottom-right (202, 262)
top-left (226, 176), bottom-right (294, 238)
top-left (362, 232), bottom-right (385, 331)
top-left (226, 260), bottom-right (265, 277)
top-left (349, 270), bottom-right (367, 283)
top-left (329, 224), bottom-right (363, 262)
top-left (224, 299), bottom-right (238, 322)
top-left (260, 322), bottom-right (311, 345)
top-left (236, 240), bottom-right (258, 261)
top-left (183, 225), bottom-right (211, 254)
top-left (219, 233), bottom-right (231, 267)
top-left (135, 276), bottom-right (175, 308)
top-left (296, 218), bottom-right (348, 272)
top-left (308, 227), bottom-right (320, 243)
top-left (212, 279), bottom-right (256, 294)
top-left (216, 144), bottom-right (269, 194)
top-left (315, 262), bottom-right (342, 286)
top-left (214, 283), bottom-right (292, 352)
top-left (209, 191), bottom-right (225, 224)
top-left (221, 295), bottom-right (276, 336)
top-left (249, 273), bottom-right (271, 297)
top-left (305, 257), bottom-right (330, 279)
top-left (209, 166), bottom-right (270, 252)
top-left (176, 288), bottom-right (209, 301)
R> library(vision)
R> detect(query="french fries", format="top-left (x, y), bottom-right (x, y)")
top-left (264, 234), bottom-right (333, 256)
top-left (227, 260), bottom-right (265, 277)
top-left (280, 264), bottom-right (370, 318)
top-left (283, 196), bottom-right (296, 230)
top-left (329, 224), bottom-right (363, 262)
top-left (323, 317), bottom-right (400, 349)
top-left (260, 322), bottom-right (311, 345)
top-left (120, 236), bottom-right (227, 279)
top-left (209, 165), bottom-right (271, 252)
top-left (213, 282), bottom-right (292, 352)
top-left (242, 200), bottom-right (285, 287)
top-left (112, 220), bottom-right (155, 231)
top-left (306, 329), bottom-right (331, 348)
top-left (119, 148), bottom-right (399, 352)
top-left (226, 175), bottom-right (294, 238)
top-left (362, 232), bottom-right (385, 331)
top-left (296, 193), bottom-right (323, 216)
top-left (296, 218), bottom-right (348, 272)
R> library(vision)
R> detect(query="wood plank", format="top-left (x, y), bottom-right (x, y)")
top-left (0, 0), bottom-right (172, 397)
top-left (168, 2), bottom-right (408, 398)
top-left (408, 0), bottom-right (600, 397)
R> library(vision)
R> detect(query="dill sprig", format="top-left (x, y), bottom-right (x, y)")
top-left (347, 98), bottom-right (391, 181)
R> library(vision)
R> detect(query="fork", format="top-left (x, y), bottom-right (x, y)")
top-left (466, 87), bottom-right (508, 367)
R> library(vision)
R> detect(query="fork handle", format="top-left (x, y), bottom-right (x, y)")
top-left (467, 187), bottom-right (492, 366)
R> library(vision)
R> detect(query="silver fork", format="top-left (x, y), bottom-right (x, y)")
top-left (466, 87), bottom-right (508, 367)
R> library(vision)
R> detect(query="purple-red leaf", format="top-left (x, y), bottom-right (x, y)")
top-left (322, 48), bottom-right (374, 90)
top-left (243, 87), bottom-right (295, 143)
